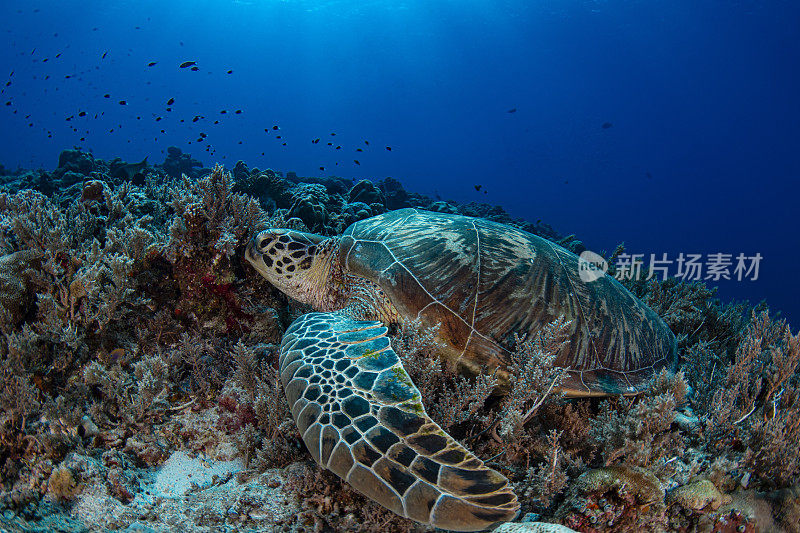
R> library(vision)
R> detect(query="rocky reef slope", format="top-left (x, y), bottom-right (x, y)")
top-left (0, 150), bottom-right (797, 532)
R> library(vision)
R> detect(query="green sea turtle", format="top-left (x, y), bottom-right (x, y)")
top-left (245, 208), bottom-right (676, 531)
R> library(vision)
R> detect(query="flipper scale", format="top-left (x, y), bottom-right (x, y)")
top-left (279, 312), bottom-right (519, 531)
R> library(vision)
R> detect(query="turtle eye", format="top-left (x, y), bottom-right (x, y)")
top-left (258, 235), bottom-right (272, 251)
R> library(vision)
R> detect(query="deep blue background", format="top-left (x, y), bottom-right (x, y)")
top-left (1, 1), bottom-right (798, 325)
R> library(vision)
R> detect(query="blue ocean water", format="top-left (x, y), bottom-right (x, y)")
top-left (1, 1), bottom-right (798, 324)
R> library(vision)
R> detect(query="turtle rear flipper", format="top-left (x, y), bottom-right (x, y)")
top-left (280, 312), bottom-right (519, 532)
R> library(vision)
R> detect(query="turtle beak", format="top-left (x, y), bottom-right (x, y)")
top-left (245, 237), bottom-right (261, 267)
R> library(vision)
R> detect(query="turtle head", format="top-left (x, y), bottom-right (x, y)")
top-left (245, 228), bottom-right (342, 309)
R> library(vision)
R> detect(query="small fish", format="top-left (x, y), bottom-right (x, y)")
top-left (601, 122), bottom-right (613, 129)
top-left (356, 148), bottom-right (363, 152)
top-left (319, 166), bottom-right (325, 171)
top-left (385, 146), bottom-right (392, 151)
top-left (364, 140), bottom-right (369, 145)
top-left (235, 109), bottom-right (242, 114)
top-left (276, 135), bottom-right (281, 139)
top-left (166, 107), bottom-right (172, 112)
top-left (101, 51), bottom-right (108, 59)
top-left (327, 142), bottom-right (332, 146)
top-left (507, 108), bottom-right (517, 113)
top-left (335, 145), bottom-right (341, 150)
top-left (118, 100), bottom-right (127, 105)
top-left (78, 111), bottom-right (86, 117)
top-left (474, 184), bottom-right (482, 191)
top-left (282, 142), bottom-right (286, 146)
top-left (148, 61), bottom-right (157, 67)
top-left (103, 93), bottom-right (110, 98)
top-left (646, 171), bottom-right (653, 179)
top-left (354, 159), bottom-right (360, 165)
top-left (220, 110), bottom-right (227, 114)
top-left (330, 132), bottom-right (336, 136)
top-left (4, 81), bottom-right (10, 87)
top-left (55, 53), bottom-right (61, 58)
top-left (190, 66), bottom-right (199, 71)
top-left (214, 120), bottom-right (219, 124)
top-left (226, 69), bottom-right (233, 74)
top-left (180, 61), bottom-right (196, 68)
top-left (156, 117), bottom-right (162, 122)
top-left (4, 101), bottom-right (10, 106)
top-left (312, 138), bottom-right (320, 144)
top-left (272, 125), bottom-right (279, 130)
top-left (167, 97), bottom-right (174, 105)
top-left (192, 116), bottom-right (200, 122)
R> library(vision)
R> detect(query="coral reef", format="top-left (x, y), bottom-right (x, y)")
top-left (557, 465), bottom-right (666, 532)
top-left (161, 146), bottom-right (207, 179)
top-left (0, 149), bottom-right (798, 532)
top-left (589, 370), bottom-right (687, 469)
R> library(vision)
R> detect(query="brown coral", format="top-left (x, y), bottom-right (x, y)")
top-left (557, 465), bottom-right (666, 532)
top-left (666, 479), bottom-right (731, 512)
top-left (0, 249), bottom-right (40, 326)
top-left (590, 370), bottom-right (687, 469)
top-left (47, 466), bottom-right (81, 502)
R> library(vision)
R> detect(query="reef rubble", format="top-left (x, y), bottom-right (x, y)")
top-left (0, 150), bottom-right (798, 532)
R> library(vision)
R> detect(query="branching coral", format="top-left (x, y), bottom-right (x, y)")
top-left (0, 250), bottom-right (40, 328)
top-left (166, 164), bottom-right (266, 262)
top-left (496, 317), bottom-right (571, 445)
top-left (590, 370), bottom-right (687, 470)
top-left (624, 276), bottom-right (750, 355)
top-left (223, 340), bottom-right (302, 469)
top-left (393, 319), bottom-right (497, 432)
top-left (521, 429), bottom-right (570, 509)
top-left (691, 311), bottom-right (800, 488)
top-left (165, 165), bottom-right (267, 334)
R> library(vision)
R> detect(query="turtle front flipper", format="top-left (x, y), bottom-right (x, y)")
top-left (280, 312), bottom-right (520, 532)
